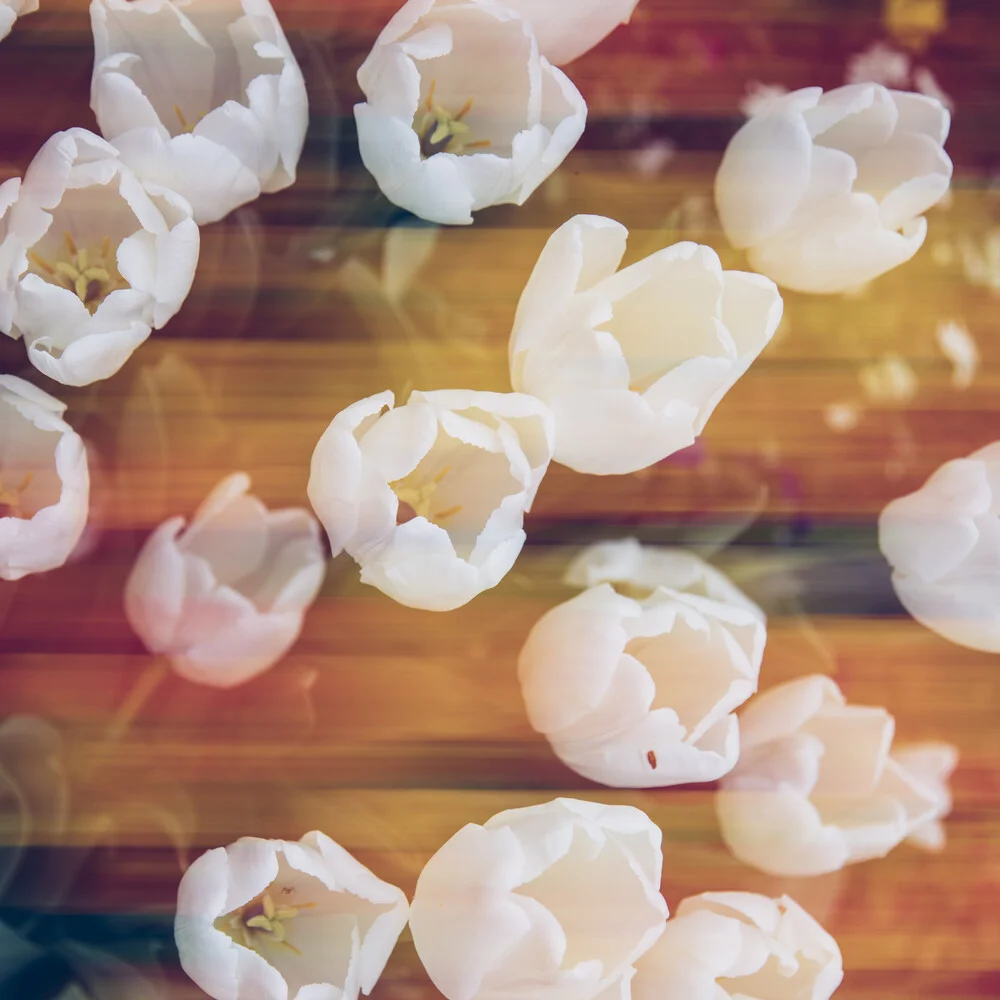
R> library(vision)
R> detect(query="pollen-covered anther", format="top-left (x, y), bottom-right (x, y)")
top-left (391, 464), bottom-right (463, 524)
top-left (417, 80), bottom-right (491, 157)
top-left (217, 889), bottom-right (316, 957)
top-left (29, 232), bottom-right (122, 313)
top-left (0, 471), bottom-right (33, 518)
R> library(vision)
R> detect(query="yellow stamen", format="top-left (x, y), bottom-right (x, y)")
top-left (215, 889), bottom-right (316, 960)
top-left (29, 234), bottom-right (123, 313)
top-left (63, 231), bottom-right (77, 256)
top-left (417, 80), bottom-right (486, 157)
top-left (0, 471), bottom-right (33, 517)
top-left (174, 103), bottom-right (189, 131)
top-left (435, 505), bottom-right (463, 521)
top-left (28, 251), bottom-right (55, 274)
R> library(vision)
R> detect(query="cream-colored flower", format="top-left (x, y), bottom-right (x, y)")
top-left (409, 797), bottom-right (668, 1000)
top-left (354, 0), bottom-right (587, 225)
top-left (935, 319), bottom-right (977, 389)
top-left (0, 376), bottom-right (89, 581)
top-left (716, 675), bottom-right (957, 876)
top-left (631, 891), bottom-right (843, 1000)
top-left (91, 0), bottom-right (308, 225)
top-left (879, 442), bottom-right (1000, 652)
top-left (716, 84), bottom-right (952, 293)
top-left (0, 128), bottom-right (199, 386)
top-left (124, 473), bottom-right (326, 687)
top-left (175, 832), bottom-right (409, 1000)
top-left (0, 0), bottom-right (37, 40)
top-left (510, 215), bottom-right (782, 474)
top-left (308, 388), bottom-right (553, 611)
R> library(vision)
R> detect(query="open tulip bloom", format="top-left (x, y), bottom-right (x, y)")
top-left (0, 128), bottom-right (199, 386)
top-left (354, 0), bottom-right (587, 225)
top-left (715, 83), bottom-right (953, 294)
top-left (0, 0), bottom-right (36, 41)
top-left (631, 892), bottom-right (843, 1000)
top-left (509, 215), bottom-right (783, 475)
top-left (408, 797), bottom-right (668, 1000)
top-left (716, 675), bottom-right (958, 876)
top-left (879, 442), bottom-right (1000, 652)
top-left (0, 376), bottom-right (89, 582)
top-left (175, 832), bottom-right (409, 1000)
top-left (90, 0), bottom-right (308, 225)
top-left (124, 472), bottom-right (326, 688)
top-left (519, 577), bottom-right (765, 788)
top-left (308, 388), bottom-right (554, 611)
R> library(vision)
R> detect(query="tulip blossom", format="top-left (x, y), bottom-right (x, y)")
top-left (879, 442), bottom-right (1000, 652)
top-left (409, 797), bottom-right (668, 1000)
top-left (0, 0), bottom-right (36, 40)
top-left (354, 0), bottom-right (587, 225)
top-left (509, 215), bottom-right (783, 475)
top-left (715, 83), bottom-right (953, 294)
top-left (308, 388), bottom-right (553, 612)
top-left (631, 892), bottom-right (843, 1000)
top-left (124, 472), bottom-right (326, 688)
top-left (0, 128), bottom-right (199, 386)
top-left (0, 376), bottom-right (89, 582)
top-left (716, 675), bottom-right (957, 876)
top-left (519, 577), bottom-right (764, 787)
top-left (90, 0), bottom-right (308, 225)
top-left (564, 537), bottom-right (764, 620)
top-left (175, 832), bottom-right (409, 1000)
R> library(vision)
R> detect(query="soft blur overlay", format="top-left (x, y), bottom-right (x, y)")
top-left (1, 1), bottom-right (999, 998)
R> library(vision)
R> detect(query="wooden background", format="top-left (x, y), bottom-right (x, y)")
top-left (1, 0), bottom-right (999, 997)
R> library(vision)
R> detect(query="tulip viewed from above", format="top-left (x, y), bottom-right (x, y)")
top-left (355, 0), bottom-right (587, 225)
top-left (175, 832), bottom-right (409, 1000)
top-left (879, 442), bottom-right (1000, 652)
top-left (509, 215), bottom-right (783, 475)
top-left (409, 797), bottom-right (668, 1000)
top-left (90, 0), bottom-right (309, 225)
top-left (0, 376), bottom-right (89, 582)
top-left (519, 563), bottom-right (765, 786)
top-left (0, 0), bottom-right (36, 41)
top-left (716, 675), bottom-right (957, 876)
top-left (716, 83), bottom-right (953, 293)
top-left (0, 128), bottom-right (199, 386)
top-left (125, 472), bottom-right (326, 688)
top-left (308, 388), bottom-right (553, 611)
top-left (631, 891), bottom-right (843, 1000)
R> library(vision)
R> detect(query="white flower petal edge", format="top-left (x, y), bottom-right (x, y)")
top-left (409, 797), bottom-right (668, 1000)
top-left (308, 388), bottom-right (554, 612)
top-left (499, 0), bottom-right (640, 66)
top-left (519, 581), bottom-right (765, 788)
top-left (715, 83), bottom-right (953, 294)
top-left (716, 675), bottom-right (958, 876)
top-left (124, 472), bottom-right (326, 688)
top-left (564, 537), bottom-right (765, 620)
top-left (354, 0), bottom-right (587, 225)
top-left (91, 0), bottom-right (308, 225)
top-left (175, 832), bottom-right (409, 1000)
top-left (0, 375), bottom-right (89, 582)
top-left (879, 441), bottom-right (1000, 652)
top-left (632, 891), bottom-right (843, 1000)
top-left (0, 0), bottom-right (38, 40)
top-left (0, 128), bottom-right (199, 386)
top-left (510, 215), bottom-right (782, 474)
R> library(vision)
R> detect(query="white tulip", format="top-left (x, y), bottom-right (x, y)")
top-left (498, 0), bottom-right (641, 66)
top-left (308, 388), bottom-right (553, 612)
top-left (519, 579), bottom-right (764, 787)
top-left (715, 84), bottom-right (953, 294)
top-left (90, 0), bottom-right (308, 225)
top-left (879, 442), bottom-right (1000, 652)
top-left (0, 0), bottom-right (37, 40)
top-left (409, 797), bottom-right (668, 1000)
top-left (354, 0), bottom-right (587, 225)
top-left (631, 891), bottom-right (843, 1000)
top-left (0, 128), bottom-right (199, 386)
top-left (124, 472), bottom-right (326, 688)
top-left (509, 215), bottom-right (782, 475)
top-left (716, 675), bottom-right (957, 876)
top-left (0, 375), bottom-right (89, 582)
top-left (175, 831), bottom-right (409, 1000)
top-left (564, 538), bottom-right (764, 620)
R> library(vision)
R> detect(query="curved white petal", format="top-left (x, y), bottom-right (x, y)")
top-left (499, 0), bottom-right (640, 65)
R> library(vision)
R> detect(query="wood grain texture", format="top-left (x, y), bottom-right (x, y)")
top-left (1, 0), bottom-right (1000, 997)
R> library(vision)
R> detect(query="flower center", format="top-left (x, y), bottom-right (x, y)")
top-left (215, 888), bottom-right (316, 957)
top-left (390, 464), bottom-right (463, 524)
top-left (29, 232), bottom-right (123, 314)
top-left (173, 104), bottom-right (205, 135)
top-left (0, 471), bottom-right (33, 519)
top-left (417, 80), bottom-right (492, 158)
